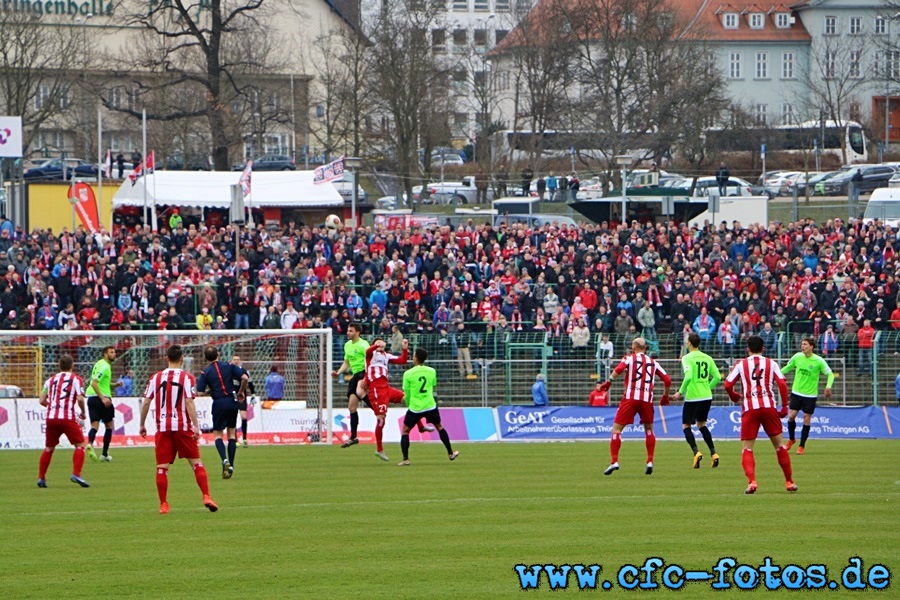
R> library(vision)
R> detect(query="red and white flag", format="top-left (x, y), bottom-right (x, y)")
top-left (128, 160), bottom-right (143, 186)
top-left (145, 150), bottom-right (155, 174)
top-left (239, 159), bottom-right (252, 197)
top-left (103, 149), bottom-right (112, 179)
top-left (313, 156), bottom-right (345, 184)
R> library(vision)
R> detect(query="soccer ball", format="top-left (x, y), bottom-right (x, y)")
top-left (325, 214), bottom-right (342, 231)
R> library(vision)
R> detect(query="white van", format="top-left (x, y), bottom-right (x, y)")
top-left (862, 188), bottom-right (900, 228)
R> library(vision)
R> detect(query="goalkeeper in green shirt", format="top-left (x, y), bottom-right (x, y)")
top-left (781, 337), bottom-right (834, 454)
top-left (673, 333), bottom-right (722, 469)
top-left (399, 347), bottom-right (460, 466)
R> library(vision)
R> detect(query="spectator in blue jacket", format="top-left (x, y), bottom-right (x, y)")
top-left (368, 286), bottom-right (387, 313)
top-left (532, 373), bottom-right (549, 406)
top-left (692, 308), bottom-right (716, 346)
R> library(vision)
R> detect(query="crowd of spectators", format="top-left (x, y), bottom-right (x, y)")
top-left (1, 212), bottom-right (899, 369)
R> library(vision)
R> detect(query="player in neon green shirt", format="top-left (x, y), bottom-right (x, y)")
top-left (398, 347), bottom-right (459, 466)
top-left (331, 323), bottom-right (370, 447)
top-left (674, 333), bottom-right (722, 469)
top-left (86, 346), bottom-right (123, 462)
top-left (781, 337), bottom-right (834, 454)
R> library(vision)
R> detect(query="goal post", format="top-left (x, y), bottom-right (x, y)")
top-left (0, 329), bottom-right (333, 448)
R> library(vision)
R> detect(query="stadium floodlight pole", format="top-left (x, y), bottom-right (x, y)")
top-left (614, 155), bottom-right (632, 225)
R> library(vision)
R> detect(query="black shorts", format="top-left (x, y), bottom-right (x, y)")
top-left (404, 408), bottom-right (440, 430)
top-left (347, 371), bottom-right (366, 400)
top-left (212, 397), bottom-right (239, 431)
top-left (87, 396), bottom-right (115, 424)
top-left (682, 400), bottom-right (712, 426)
top-left (237, 399), bottom-right (248, 411)
top-left (789, 393), bottom-right (817, 415)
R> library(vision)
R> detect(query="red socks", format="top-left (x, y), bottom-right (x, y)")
top-left (776, 446), bottom-right (793, 482)
top-left (645, 431), bottom-right (656, 463)
top-left (38, 449), bottom-right (53, 479)
top-left (156, 467), bottom-right (169, 503)
top-left (610, 433), bottom-right (621, 463)
top-left (192, 463), bottom-right (210, 495)
top-left (73, 447), bottom-right (85, 477)
top-left (375, 420), bottom-right (384, 452)
top-left (742, 448), bottom-right (756, 483)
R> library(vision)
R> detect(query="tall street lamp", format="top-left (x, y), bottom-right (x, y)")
top-left (345, 156), bottom-right (362, 228)
top-left (75, 14), bottom-right (93, 162)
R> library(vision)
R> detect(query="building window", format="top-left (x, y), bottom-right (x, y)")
top-left (60, 87), bottom-right (72, 109)
top-left (729, 52), bottom-right (742, 79)
top-left (453, 113), bottom-right (468, 138)
top-left (474, 0), bottom-right (488, 11)
top-left (782, 52), bottom-right (794, 79)
top-left (496, 29), bottom-right (508, 44)
top-left (755, 104), bottom-right (768, 126)
top-left (110, 87), bottom-right (122, 109)
top-left (452, 29), bottom-right (467, 53)
top-left (755, 52), bottom-right (768, 79)
top-left (451, 69), bottom-right (466, 95)
top-left (825, 50), bottom-right (836, 78)
top-left (474, 70), bottom-right (487, 88)
top-left (875, 16), bottom-right (887, 35)
top-left (889, 50), bottom-right (900, 79)
top-left (849, 16), bottom-right (862, 34)
top-left (432, 29), bottom-right (446, 53)
top-left (474, 28), bottom-right (487, 47)
top-left (723, 13), bottom-right (738, 29)
top-left (775, 13), bottom-right (790, 29)
top-left (849, 50), bottom-right (861, 78)
top-left (495, 0), bottom-right (510, 11)
top-left (452, 0), bottom-right (466, 11)
top-left (749, 13), bottom-right (763, 29)
top-left (781, 103), bottom-right (794, 126)
top-left (824, 16), bottom-right (837, 35)
top-left (35, 85), bottom-right (50, 110)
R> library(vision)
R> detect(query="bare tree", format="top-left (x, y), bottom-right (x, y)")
top-left (0, 11), bottom-right (86, 158)
top-left (109, 0), bottom-right (290, 170)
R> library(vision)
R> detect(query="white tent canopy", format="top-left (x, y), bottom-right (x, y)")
top-left (112, 170), bottom-right (343, 209)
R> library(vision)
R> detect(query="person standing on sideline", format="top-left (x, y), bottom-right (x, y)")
top-left (331, 323), bottom-right (370, 447)
top-left (37, 354), bottom-right (90, 488)
top-left (365, 337), bottom-right (409, 461)
top-left (546, 172), bottom-right (558, 202)
top-left (264, 366), bottom-right (285, 404)
top-left (532, 373), bottom-right (549, 406)
top-left (86, 346), bottom-right (124, 462)
top-left (399, 347), bottom-right (460, 466)
top-left (231, 356), bottom-right (255, 447)
top-left (139, 344), bottom-right (218, 514)
top-left (673, 333), bottom-right (722, 468)
top-left (520, 166), bottom-right (533, 196)
top-left (849, 169), bottom-right (863, 204)
top-left (599, 337), bottom-right (672, 476)
top-left (780, 337), bottom-right (834, 455)
top-left (197, 346), bottom-right (249, 479)
top-left (115, 152), bottom-right (125, 178)
top-left (715, 162), bottom-right (730, 197)
top-left (723, 335), bottom-right (796, 495)
top-left (474, 168), bottom-right (489, 204)
top-left (588, 381), bottom-right (609, 406)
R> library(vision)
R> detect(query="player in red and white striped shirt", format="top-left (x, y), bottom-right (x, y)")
top-left (723, 335), bottom-right (796, 495)
top-left (37, 354), bottom-right (90, 488)
top-left (598, 338), bottom-right (672, 476)
top-left (139, 344), bottom-right (218, 514)
top-left (364, 338), bottom-right (409, 461)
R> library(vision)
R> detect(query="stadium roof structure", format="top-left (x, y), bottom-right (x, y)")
top-left (112, 171), bottom-right (343, 209)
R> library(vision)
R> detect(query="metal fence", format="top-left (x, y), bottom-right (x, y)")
top-left (333, 330), bottom-right (891, 407)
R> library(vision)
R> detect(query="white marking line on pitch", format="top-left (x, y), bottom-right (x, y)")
top-left (16, 492), bottom-right (900, 518)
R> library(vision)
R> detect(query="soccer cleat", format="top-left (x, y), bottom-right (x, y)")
top-left (70, 475), bottom-right (90, 488)
top-left (449, 451), bottom-right (460, 461)
top-left (692, 452), bottom-right (703, 469)
top-left (745, 481), bottom-right (758, 495)
top-left (797, 446), bottom-right (805, 455)
top-left (375, 450), bottom-right (389, 462)
top-left (785, 481), bottom-right (798, 493)
top-left (37, 478), bottom-right (47, 488)
top-left (340, 437), bottom-right (359, 448)
top-left (397, 459), bottom-right (410, 466)
top-left (99, 454), bottom-right (112, 462)
top-left (711, 453), bottom-right (720, 468)
top-left (603, 462), bottom-right (619, 476)
top-left (203, 495), bottom-right (219, 512)
top-left (222, 459), bottom-right (232, 480)
top-left (159, 502), bottom-right (170, 515)
top-left (242, 439), bottom-right (248, 448)
top-left (785, 440), bottom-right (795, 450)
top-left (86, 445), bottom-right (99, 463)
top-left (645, 462), bottom-right (654, 475)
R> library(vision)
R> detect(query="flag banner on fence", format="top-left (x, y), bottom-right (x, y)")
top-left (312, 156), bottom-right (345, 184)
top-left (495, 406), bottom-right (900, 441)
top-left (239, 159), bottom-right (252, 196)
top-left (67, 182), bottom-right (100, 234)
top-left (103, 149), bottom-right (112, 179)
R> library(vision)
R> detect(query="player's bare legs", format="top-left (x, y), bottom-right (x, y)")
top-left (374, 414), bottom-right (389, 461)
top-left (604, 423), bottom-right (625, 475)
top-left (769, 433), bottom-right (796, 491)
top-left (38, 440), bottom-right (89, 488)
top-left (643, 422), bottom-right (656, 475)
top-left (398, 421), bottom-right (457, 466)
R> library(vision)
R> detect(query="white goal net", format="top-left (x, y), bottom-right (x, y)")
top-left (0, 329), bottom-right (333, 449)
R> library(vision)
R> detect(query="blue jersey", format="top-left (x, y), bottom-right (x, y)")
top-left (265, 372), bottom-right (285, 400)
top-left (197, 361), bottom-right (247, 400)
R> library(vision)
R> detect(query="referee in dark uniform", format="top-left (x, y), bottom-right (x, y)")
top-left (197, 346), bottom-right (249, 479)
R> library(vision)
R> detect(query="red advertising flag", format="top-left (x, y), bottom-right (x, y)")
top-left (68, 182), bottom-right (100, 234)
top-left (146, 150), bottom-right (155, 174)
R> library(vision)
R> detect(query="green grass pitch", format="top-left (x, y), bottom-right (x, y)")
top-left (1, 440), bottom-right (896, 598)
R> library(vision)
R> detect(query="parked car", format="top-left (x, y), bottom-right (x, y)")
top-left (888, 171), bottom-right (900, 188)
top-left (763, 171), bottom-right (803, 196)
top-left (822, 165), bottom-right (896, 196)
top-left (331, 174), bottom-right (368, 204)
top-left (0, 384), bottom-right (23, 398)
top-left (166, 154), bottom-right (211, 171)
top-left (24, 158), bottom-right (98, 181)
top-left (672, 176), bottom-right (755, 197)
top-left (429, 154), bottom-right (464, 168)
top-left (795, 171), bottom-right (831, 195)
top-left (232, 153), bottom-right (295, 171)
top-left (812, 171), bottom-right (841, 195)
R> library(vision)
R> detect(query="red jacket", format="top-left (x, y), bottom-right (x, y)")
top-left (858, 326), bottom-right (876, 349)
